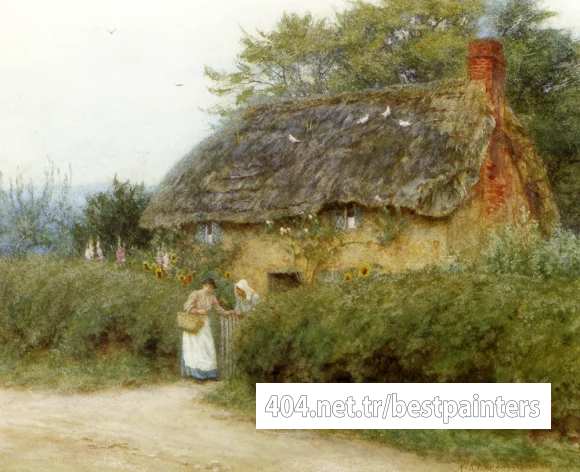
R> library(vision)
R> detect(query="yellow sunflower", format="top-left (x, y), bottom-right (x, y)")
top-left (358, 264), bottom-right (372, 278)
top-left (224, 270), bottom-right (232, 280)
top-left (170, 253), bottom-right (178, 264)
top-left (142, 261), bottom-right (151, 272)
top-left (155, 268), bottom-right (164, 279)
top-left (343, 272), bottom-right (353, 281)
top-left (177, 273), bottom-right (186, 283)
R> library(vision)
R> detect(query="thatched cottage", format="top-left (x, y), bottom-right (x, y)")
top-left (141, 39), bottom-right (559, 294)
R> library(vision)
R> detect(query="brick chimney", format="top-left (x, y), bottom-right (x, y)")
top-left (467, 39), bottom-right (509, 216)
top-left (467, 39), bottom-right (506, 128)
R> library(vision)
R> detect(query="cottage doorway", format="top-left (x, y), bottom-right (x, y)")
top-left (267, 270), bottom-right (302, 294)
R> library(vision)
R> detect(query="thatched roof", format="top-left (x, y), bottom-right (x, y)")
top-left (141, 79), bottom-right (497, 228)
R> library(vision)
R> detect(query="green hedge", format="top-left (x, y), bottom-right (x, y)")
top-left (233, 272), bottom-right (580, 430)
top-left (0, 257), bottom-right (234, 361)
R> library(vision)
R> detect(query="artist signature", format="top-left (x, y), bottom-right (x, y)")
top-left (455, 465), bottom-right (550, 472)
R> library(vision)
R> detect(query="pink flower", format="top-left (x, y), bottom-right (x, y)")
top-left (84, 240), bottom-right (95, 260)
top-left (96, 240), bottom-right (104, 262)
top-left (116, 243), bottom-right (126, 264)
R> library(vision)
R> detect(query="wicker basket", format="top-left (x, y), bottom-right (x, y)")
top-left (177, 312), bottom-right (205, 334)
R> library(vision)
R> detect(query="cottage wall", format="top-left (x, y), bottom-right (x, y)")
top-left (212, 204), bottom-right (500, 294)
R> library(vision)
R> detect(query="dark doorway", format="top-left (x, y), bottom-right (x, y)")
top-left (268, 271), bottom-right (302, 294)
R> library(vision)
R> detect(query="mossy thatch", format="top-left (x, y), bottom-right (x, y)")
top-left (142, 79), bottom-right (496, 228)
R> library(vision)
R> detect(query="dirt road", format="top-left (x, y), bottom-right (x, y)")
top-left (0, 381), bottom-right (547, 472)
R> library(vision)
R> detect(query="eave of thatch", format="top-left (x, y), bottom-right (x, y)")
top-left (141, 79), bottom-right (495, 228)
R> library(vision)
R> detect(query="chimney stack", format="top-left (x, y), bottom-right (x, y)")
top-left (467, 39), bottom-right (506, 126)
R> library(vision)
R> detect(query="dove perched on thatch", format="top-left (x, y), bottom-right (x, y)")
top-left (399, 120), bottom-right (412, 127)
top-left (288, 134), bottom-right (301, 143)
top-left (381, 106), bottom-right (391, 118)
top-left (357, 114), bottom-right (369, 125)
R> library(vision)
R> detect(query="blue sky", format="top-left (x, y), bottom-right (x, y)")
top-left (0, 0), bottom-right (577, 187)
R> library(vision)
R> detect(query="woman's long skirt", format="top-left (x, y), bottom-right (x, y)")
top-left (180, 319), bottom-right (218, 380)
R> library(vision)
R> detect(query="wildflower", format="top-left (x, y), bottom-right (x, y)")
top-left (224, 270), bottom-right (232, 280)
top-left (177, 273), bottom-right (186, 283)
top-left (155, 248), bottom-right (163, 268)
top-left (155, 267), bottom-right (164, 279)
top-left (96, 240), bottom-right (104, 262)
top-left (170, 253), bottom-right (178, 264)
top-left (143, 261), bottom-right (151, 272)
top-left (358, 264), bottom-right (372, 278)
top-left (308, 214), bottom-right (313, 220)
top-left (343, 272), bottom-right (353, 281)
top-left (84, 239), bottom-right (95, 261)
top-left (219, 297), bottom-right (227, 305)
top-left (116, 240), bottom-right (126, 264)
top-left (304, 229), bottom-right (309, 233)
top-left (266, 220), bottom-right (271, 225)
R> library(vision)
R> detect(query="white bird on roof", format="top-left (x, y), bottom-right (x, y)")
top-left (357, 114), bottom-right (369, 125)
top-left (288, 134), bottom-right (301, 143)
top-left (399, 120), bottom-right (412, 127)
top-left (381, 106), bottom-right (391, 118)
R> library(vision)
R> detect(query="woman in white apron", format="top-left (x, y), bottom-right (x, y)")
top-left (181, 277), bottom-right (231, 380)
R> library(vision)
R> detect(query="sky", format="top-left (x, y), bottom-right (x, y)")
top-left (0, 0), bottom-right (578, 187)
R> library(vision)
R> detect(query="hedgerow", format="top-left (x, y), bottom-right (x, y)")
top-left (233, 271), bottom-right (580, 431)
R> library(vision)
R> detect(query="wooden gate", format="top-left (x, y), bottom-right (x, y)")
top-left (219, 316), bottom-right (240, 379)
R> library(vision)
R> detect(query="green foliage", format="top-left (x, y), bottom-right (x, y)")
top-left (0, 160), bottom-right (75, 257)
top-left (264, 209), bottom-right (347, 284)
top-left (0, 257), bottom-right (186, 362)
top-left (376, 203), bottom-right (408, 245)
top-left (232, 271), bottom-right (580, 430)
top-left (487, 0), bottom-right (580, 231)
top-left (72, 176), bottom-right (152, 255)
top-left (482, 225), bottom-right (580, 277)
top-left (204, 0), bottom-right (483, 117)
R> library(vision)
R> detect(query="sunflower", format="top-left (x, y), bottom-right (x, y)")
top-left (343, 272), bottom-right (353, 281)
top-left (358, 264), bottom-right (372, 278)
top-left (224, 270), bottom-right (232, 280)
top-left (170, 253), bottom-right (178, 264)
top-left (177, 273), bottom-right (186, 283)
top-left (142, 261), bottom-right (151, 272)
top-left (155, 267), bottom-right (164, 279)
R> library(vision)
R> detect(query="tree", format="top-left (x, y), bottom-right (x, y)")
top-left (486, 0), bottom-right (580, 231)
top-left (204, 0), bottom-right (484, 116)
top-left (0, 160), bottom-right (75, 257)
top-left (72, 176), bottom-right (153, 255)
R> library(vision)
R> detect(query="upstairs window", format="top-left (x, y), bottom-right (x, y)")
top-left (334, 203), bottom-right (362, 230)
top-left (195, 222), bottom-right (222, 245)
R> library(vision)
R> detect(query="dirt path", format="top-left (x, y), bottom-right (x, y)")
top-left (0, 381), bottom-right (548, 472)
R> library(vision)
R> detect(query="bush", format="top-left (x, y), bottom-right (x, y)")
top-left (72, 176), bottom-right (152, 255)
top-left (483, 226), bottom-right (580, 278)
top-left (0, 257), bottom-right (189, 360)
top-left (232, 271), bottom-right (580, 431)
